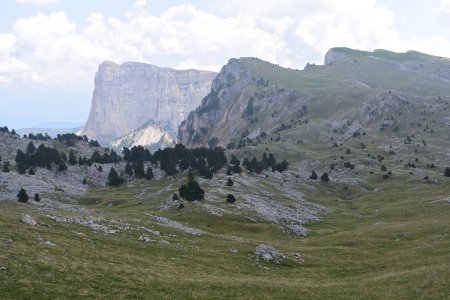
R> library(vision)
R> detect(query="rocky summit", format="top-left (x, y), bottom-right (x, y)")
top-left (80, 61), bottom-right (216, 147)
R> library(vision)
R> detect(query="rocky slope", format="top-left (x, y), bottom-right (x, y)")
top-left (0, 131), bottom-right (111, 201)
top-left (179, 48), bottom-right (450, 149)
top-left (80, 61), bottom-right (216, 147)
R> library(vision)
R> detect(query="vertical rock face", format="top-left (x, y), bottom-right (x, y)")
top-left (178, 58), bottom-right (254, 148)
top-left (324, 47), bottom-right (349, 65)
top-left (80, 61), bottom-right (216, 145)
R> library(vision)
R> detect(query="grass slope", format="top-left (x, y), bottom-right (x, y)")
top-left (1, 173), bottom-right (449, 299)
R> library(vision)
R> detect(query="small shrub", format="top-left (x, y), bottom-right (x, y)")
top-left (444, 167), bottom-right (450, 177)
top-left (320, 172), bottom-right (330, 182)
top-left (34, 193), bottom-right (40, 202)
top-left (226, 194), bottom-right (236, 203)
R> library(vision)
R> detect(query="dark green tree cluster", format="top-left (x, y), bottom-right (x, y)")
top-left (226, 154), bottom-right (242, 175)
top-left (89, 149), bottom-right (121, 164)
top-left (242, 153), bottom-right (288, 174)
top-left (123, 144), bottom-right (227, 179)
top-left (178, 170), bottom-right (205, 202)
top-left (15, 143), bottom-right (66, 171)
top-left (107, 167), bottom-right (124, 186)
top-left (310, 170), bottom-right (329, 182)
top-left (56, 133), bottom-right (87, 146)
top-left (25, 133), bottom-right (51, 141)
top-left (0, 126), bottom-right (18, 136)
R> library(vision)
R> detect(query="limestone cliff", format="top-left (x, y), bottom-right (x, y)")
top-left (80, 61), bottom-right (216, 146)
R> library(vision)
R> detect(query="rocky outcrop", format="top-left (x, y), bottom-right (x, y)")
top-left (324, 47), bottom-right (350, 65)
top-left (110, 123), bottom-right (174, 153)
top-left (178, 57), bottom-right (312, 148)
top-left (178, 58), bottom-right (257, 147)
top-left (80, 61), bottom-right (216, 146)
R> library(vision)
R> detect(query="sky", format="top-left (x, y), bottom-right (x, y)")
top-left (1, 0), bottom-right (450, 129)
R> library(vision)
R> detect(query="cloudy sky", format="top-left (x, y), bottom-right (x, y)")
top-left (1, 0), bottom-right (449, 128)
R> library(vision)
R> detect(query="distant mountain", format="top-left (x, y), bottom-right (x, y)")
top-left (31, 121), bottom-right (83, 129)
top-left (178, 48), bottom-right (450, 149)
top-left (79, 61), bottom-right (216, 149)
top-left (16, 127), bottom-right (82, 138)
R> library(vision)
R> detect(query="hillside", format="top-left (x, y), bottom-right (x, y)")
top-left (1, 48), bottom-right (450, 299)
top-left (179, 48), bottom-right (450, 150)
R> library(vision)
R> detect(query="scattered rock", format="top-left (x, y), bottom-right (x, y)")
top-left (287, 252), bottom-right (304, 263)
top-left (22, 214), bottom-right (37, 226)
top-left (254, 245), bottom-right (285, 263)
top-left (286, 224), bottom-right (310, 237)
top-left (42, 240), bottom-right (56, 247)
top-left (151, 215), bottom-right (206, 236)
top-left (138, 235), bottom-right (155, 243)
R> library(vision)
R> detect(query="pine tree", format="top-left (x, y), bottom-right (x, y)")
top-left (34, 193), bottom-right (40, 202)
top-left (226, 177), bottom-right (234, 186)
top-left (145, 167), bottom-right (154, 180)
top-left (226, 194), bottom-right (236, 203)
top-left (320, 172), bottom-right (330, 182)
top-left (187, 169), bottom-right (195, 183)
top-left (17, 188), bottom-right (29, 203)
top-left (69, 149), bottom-right (77, 165)
top-left (125, 161), bottom-right (133, 176)
top-left (133, 161), bottom-right (146, 178)
top-left (444, 167), bottom-right (450, 177)
top-left (2, 161), bottom-right (10, 172)
top-left (26, 141), bottom-right (36, 154)
top-left (107, 167), bottom-right (124, 187)
top-left (28, 168), bottom-right (35, 175)
top-left (58, 161), bottom-right (68, 172)
top-left (178, 180), bottom-right (204, 202)
top-left (230, 154), bottom-right (240, 166)
top-left (310, 171), bottom-right (318, 180)
top-left (17, 164), bottom-right (27, 174)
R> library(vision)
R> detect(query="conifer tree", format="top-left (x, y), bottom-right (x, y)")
top-left (320, 172), bottom-right (330, 182)
top-left (17, 188), bottom-right (29, 203)
top-left (145, 167), bottom-right (154, 180)
top-left (107, 167), bottom-right (124, 186)
top-left (26, 141), bottom-right (36, 154)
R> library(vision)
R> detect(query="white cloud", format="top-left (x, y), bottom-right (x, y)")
top-left (1, 1), bottom-right (450, 88)
top-left (433, 0), bottom-right (450, 15)
top-left (16, 0), bottom-right (60, 5)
